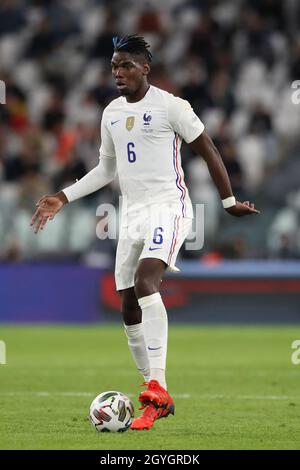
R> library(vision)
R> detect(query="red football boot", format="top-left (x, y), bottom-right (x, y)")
top-left (130, 381), bottom-right (175, 430)
top-left (130, 402), bottom-right (164, 430)
top-left (139, 380), bottom-right (174, 410)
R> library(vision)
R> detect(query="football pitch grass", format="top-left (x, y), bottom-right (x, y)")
top-left (0, 325), bottom-right (299, 450)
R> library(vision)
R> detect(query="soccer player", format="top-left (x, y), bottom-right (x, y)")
top-left (31, 35), bottom-right (260, 430)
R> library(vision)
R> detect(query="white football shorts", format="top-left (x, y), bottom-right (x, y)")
top-left (115, 212), bottom-right (192, 291)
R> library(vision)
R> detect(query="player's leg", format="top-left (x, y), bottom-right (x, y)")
top-left (131, 216), bottom-right (192, 430)
top-left (130, 258), bottom-right (174, 430)
top-left (119, 287), bottom-right (150, 382)
top-left (134, 258), bottom-right (168, 390)
top-left (115, 227), bottom-right (151, 384)
top-left (134, 215), bottom-right (193, 392)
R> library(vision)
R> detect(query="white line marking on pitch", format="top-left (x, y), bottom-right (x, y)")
top-left (0, 392), bottom-right (298, 401)
top-left (0, 391), bottom-right (191, 399)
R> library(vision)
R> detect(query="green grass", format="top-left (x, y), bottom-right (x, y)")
top-left (0, 325), bottom-right (299, 450)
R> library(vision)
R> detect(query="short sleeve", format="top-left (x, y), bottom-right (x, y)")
top-left (99, 109), bottom-right (116, 159)
top-left (168, 96), bottom-right (205, 143)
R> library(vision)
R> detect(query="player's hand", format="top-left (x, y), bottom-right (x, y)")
top-left (225, 200), bottom-right (260, 217)
top-left (30, 192), bottom-right (68, 233)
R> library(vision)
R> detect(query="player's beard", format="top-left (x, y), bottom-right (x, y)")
top-left (117, 85), bottom-right (132, 96)
top-left (116, 80), bottom-right (145, 98)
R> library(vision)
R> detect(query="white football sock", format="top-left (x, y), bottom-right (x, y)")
top-left (124, 323), bottom-right (150, 382)
top-left (138, 293), bottom-right (168, 390)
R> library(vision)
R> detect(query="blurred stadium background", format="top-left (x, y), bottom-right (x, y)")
top-left (0, 0), bottom-right (300, 323)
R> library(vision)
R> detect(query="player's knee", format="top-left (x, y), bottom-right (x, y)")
top-left (134, 273), bottom-right (157, 298)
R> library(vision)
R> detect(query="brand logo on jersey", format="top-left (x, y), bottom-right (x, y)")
top-left (111, 120), bottom-right (120, 126)
top-left (143, 112), bottom-right (152, 125)
top-left (149, 247), bottom-right (160, 251)
top-left (126, 116), bottom-right (135, 131)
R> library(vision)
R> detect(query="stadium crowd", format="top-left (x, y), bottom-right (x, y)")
top-left (0, 0), bottom-right (300, 264)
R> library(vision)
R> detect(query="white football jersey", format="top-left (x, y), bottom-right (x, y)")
top-left (100, 85), bottom-right (204, 223)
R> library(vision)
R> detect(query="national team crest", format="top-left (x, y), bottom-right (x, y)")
top-left (126, 116), bottom-right (135, 131)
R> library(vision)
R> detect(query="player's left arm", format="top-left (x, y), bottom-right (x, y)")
top-left (188, 131), bottom-right (260, 217)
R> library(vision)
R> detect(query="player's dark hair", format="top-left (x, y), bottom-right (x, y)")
top-left (112, 34), bottom-right (152, 63)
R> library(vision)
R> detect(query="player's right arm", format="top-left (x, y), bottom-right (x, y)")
top-left (31, 110), bottom-right (116, 233)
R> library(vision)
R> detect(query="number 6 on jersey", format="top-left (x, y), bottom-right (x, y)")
top-left (127, 142), bottom-right (136, 163)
